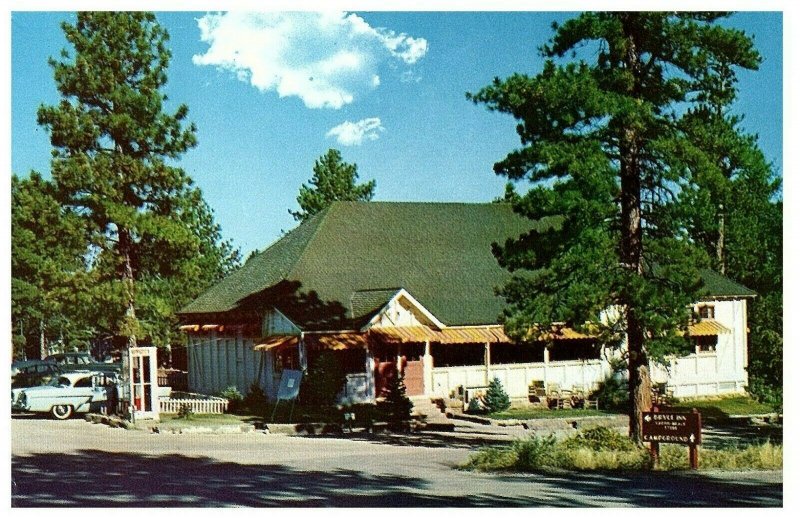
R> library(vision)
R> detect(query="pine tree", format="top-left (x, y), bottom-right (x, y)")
top-left (290, 149), bottom-right (376, 221)
top-left (469, 12), bottom-right (760, 442)
top-left (380, 374), bottom-right (413, 429)
top-left (37, 12), bottom-right (199, 351)
top-left (483, 377), bottom-right (511, 413)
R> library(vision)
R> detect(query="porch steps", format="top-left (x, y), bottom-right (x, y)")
top-left (410, 396), bottom-right (455, 431)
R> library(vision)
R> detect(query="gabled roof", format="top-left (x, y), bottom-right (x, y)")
top-left (180, 202), bottom-right (549, 328)
top-left (180, 201), bottom-right (756, 330)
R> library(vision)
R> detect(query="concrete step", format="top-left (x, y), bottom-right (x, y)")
top-left (410, 397), bottom-right (455, 431)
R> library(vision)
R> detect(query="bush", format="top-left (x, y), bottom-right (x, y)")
top-left (243, 382), bottom-right (268, 415)
top-left (657, 442), bottom-right (782, 471)
top-left (176, 403), bottom-right (194, 420)
top-left (378, 374), bottom-right (413, 430)
top-left (301, 351), bottom-right (346, 406)
top-left (219, 386), bottom-right (244, 413)
top-left (592, 373), bottom-right (628, 412)
top-left (483, 377), bottom-right (511, 413)
top-left (467, 396), bottom-right (485, 414)
top-left (562, 426), bottom-right (638, 452)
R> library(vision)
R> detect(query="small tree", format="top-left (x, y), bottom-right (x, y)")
top-left (301, 351), bottom-right (346, 407)
top-left (483, 377), bottom-right (511, 413)
top-left (380, 374), bottom-right (413, 429)
top-left (290, 149), bottom-right (376, 221)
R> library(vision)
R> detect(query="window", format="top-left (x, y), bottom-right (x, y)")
top-left (698, 305), bottom-right (715, 319)
top-left (696, 335), bottom-right (717, 353)
top-left (74, 376), bottom-right (93, 388)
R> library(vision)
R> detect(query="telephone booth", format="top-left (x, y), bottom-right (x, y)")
top-left (129, 346), bottom-right (159, 420)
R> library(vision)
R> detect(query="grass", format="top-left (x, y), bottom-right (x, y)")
top-left (674, 396), bottom-right (774, 419)
top-left (158, 413), bottom-right (261, 427)
top-left (486, 407), bottom-right (613, 420)
top-left (462, 426), bottom-right (782, 473)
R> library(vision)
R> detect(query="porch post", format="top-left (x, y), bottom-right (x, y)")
top-left (543, 345), bottom-right (550, 386)
top-left (299, 332), bottom-right (307, 371)
top-left (422, 340), bottom-right (433, 396)
top-left (484, 342), bottom-right (491, 385)
top-left (365, 347), bottom-right (376, 401)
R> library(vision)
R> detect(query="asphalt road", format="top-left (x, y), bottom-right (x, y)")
top-left (12, 416), bottom-right (782, 507)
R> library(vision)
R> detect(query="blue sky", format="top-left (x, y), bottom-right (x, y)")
top-left (11, 11), bottom-right (783, 257)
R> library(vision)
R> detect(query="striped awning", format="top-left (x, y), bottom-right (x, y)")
top-left (368, 325), bottom-right (591, 344)
top-left (253, 335), bottom-right (299, 351)
top-left (304, 332), bottom-right (368, 350)
top-left (689, 319), bottom-right (731, 336)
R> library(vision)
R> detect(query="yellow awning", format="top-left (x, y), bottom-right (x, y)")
top-left (689, 319), bottom-right (730, 336)
top-left (305, 333), bottom-right (368, 350)
top-left (253, 335), bottom-right (299, 351)
top-left (369, 325), bottom-right (591, 344)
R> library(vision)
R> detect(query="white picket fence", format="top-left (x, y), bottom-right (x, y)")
top-left (160, 392), bottom-right (229, 414)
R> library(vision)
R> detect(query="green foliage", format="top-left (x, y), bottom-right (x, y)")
top-left (562, 427), bottom-right (638, 452)
top-left (592, 372), bottom-right (629, 412)
top-left (27, 12), bottom-right (239, 351)
top-left (483, 377), bottom-right (511, 413)
top-left (290, 149), bottom-right (376, 221)
top-left (379, 374), bottom-right (413, 428)
top-left (219, 386), bottom-right (244, 413)
top-left (468, 12), bottom-right (762, 440)
top-left (242, 383), bottom-right (268, 415)
top-left (467, 397), bottom-right (485, 414)
top-left (176, 403), bottom-right (194, 420)
top-left (657, 443), bottom-right (782, 471)
top-left (301, 351), bottom-right (346, 406)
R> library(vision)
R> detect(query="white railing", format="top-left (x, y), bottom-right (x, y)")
top-left (160, 392), bottom-right (229, 414)
top-left (431, 359), bottom-right (607, 398)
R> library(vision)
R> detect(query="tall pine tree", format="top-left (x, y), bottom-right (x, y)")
top-left (37, 13), bottom-right (199, 351)
top-left (469, 12), bottom-right (760, 441)
top-left (290, 149), bottom-right (376, 221)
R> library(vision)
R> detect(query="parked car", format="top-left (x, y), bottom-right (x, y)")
top-left (11, 360), bottom-right (64, 405)
top-left (12, 371), bottom-right (119, 420)
top-left (45, 352), bottom-right (122, 374)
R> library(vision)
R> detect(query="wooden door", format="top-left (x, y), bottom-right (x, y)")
top-left (403, 359), bottom-right (424, 396)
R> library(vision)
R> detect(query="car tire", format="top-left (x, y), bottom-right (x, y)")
top-left (51, 404), bottom-right (73, 420)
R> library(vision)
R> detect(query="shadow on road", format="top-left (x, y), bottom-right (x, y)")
top-left (12, 449), bottom-right (781, 507)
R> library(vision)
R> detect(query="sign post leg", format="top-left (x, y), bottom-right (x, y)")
top-left (650, 442), bottom-right (660, 469)
top-left (689, 444), bottom-right (698, 470)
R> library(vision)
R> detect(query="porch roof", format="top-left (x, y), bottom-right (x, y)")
top-left (253, 336), bottom-right (299, 351)
top-left (368, 325), bottom-right (592, 344)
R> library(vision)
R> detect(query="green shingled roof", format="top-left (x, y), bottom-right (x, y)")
top-left (180, 201), bottom-right (755, 329)
top-left (698, 268), bottom-right (757, 298)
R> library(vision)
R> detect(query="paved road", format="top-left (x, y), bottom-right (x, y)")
top-left (12, 416), bottom-right (782, 507)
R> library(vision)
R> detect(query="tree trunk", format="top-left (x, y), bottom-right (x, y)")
top-left (717, 206), bottom-right (725, 275)
top-left (39, 318), bottom-right (46, 360)
top-left (620, 14), bottom-right (652, 443)
top-left (119, 228), bottom-right (138, 350)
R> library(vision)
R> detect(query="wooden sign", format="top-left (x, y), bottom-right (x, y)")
top-left (642, 409), bottom-right (701, 445)
top-left (643, 407), bottom-right (702, 469)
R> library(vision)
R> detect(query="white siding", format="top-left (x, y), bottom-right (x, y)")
top-left (186, 334), bottom-right (275, 398)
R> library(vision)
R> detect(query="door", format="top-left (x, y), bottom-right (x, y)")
top-left (403, 359), bottom-right (424, 396)
top-left (374, 359), bottom-right (397, 399)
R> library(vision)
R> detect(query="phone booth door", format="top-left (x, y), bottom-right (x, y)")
top-left (129, 346), bottom-right (159, 420)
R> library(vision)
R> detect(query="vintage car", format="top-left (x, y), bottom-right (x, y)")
top-left (11, 360), bottom-right (64, 405)
top-left (12, 371), bottom-right (119, 419)
top-left (45, 352), bottom-right (122, 374)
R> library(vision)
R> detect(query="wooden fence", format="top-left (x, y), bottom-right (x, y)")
top-left (160, 392), bottom-right (229, 414)
top-left (157, 369), bottom-right (189, 391)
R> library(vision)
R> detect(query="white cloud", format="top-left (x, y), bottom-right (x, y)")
top-left (193, 12), bottom-right (428, 109)
top-left (326, 118), bottom-right (385, 146)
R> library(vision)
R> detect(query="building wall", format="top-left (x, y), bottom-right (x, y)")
top-left (187, 331), bottom-right (275, 398)
top-left (651, 298), bottom-right (749, 397)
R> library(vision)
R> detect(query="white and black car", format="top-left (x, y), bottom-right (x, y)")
top-left (12, 371), bottom-right (119, 420)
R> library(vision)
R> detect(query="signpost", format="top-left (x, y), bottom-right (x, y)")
top-left (642, 407), bottom-right (702, 469)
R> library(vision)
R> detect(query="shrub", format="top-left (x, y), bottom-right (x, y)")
top-left (219, 386), bottom-right (244, 413)
top-left (562, 426), bottom-right (638, 452)
top-left (243, 382), bottom-right (268, 415)
top-left (378, 374), bottom-right (413, 430)
top-left (513, 435), bottom-right (558, 469)
top-left (657, 442), bottom-right (782, 471)
top-left (176, 403), bottom-right (194, 420)
top-left (301, 351), bottom-right (346, 406)
top-left (592, 373), bottom-right (628, 412)
top-left (467, 396), bottom-right (485, 414)
top-left (483, 377), bottom-right (511, 413)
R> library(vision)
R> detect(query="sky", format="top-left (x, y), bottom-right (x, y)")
top-left (10, 10), bottom-right (783, 258)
